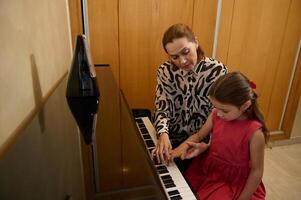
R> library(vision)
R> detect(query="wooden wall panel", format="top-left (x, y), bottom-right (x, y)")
top-left (88, 0), bottom-right (119, 82)
top-left (68, 0), bottom-right (83, 48)
top-left (219, 0), bottom-right (292, 131)
top-left (69, 0), bottom-right (301, 139)
top-left (192, 0), bottom-right (218, 57)
top-left (119, 0), bottom-right (194, 111)
top-left (216, 0), bottom-right (235, 63)
top-left (273, 0), bottom-right (301, 139)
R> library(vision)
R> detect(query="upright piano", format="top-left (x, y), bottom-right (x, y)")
top-left (0, 35), bottom-right (196, 200)
top-left (84, 66), bottom-right (196, 200)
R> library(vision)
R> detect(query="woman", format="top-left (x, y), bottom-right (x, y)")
top-left (152, 23), bottom-right (227, 172)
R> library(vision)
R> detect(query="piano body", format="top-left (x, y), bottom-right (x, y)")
top-left (83, 66), bottom-right (196, 200)
top-left (0, 35), bottom-right (196, 200)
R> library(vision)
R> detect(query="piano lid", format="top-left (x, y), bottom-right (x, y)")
top-left (66, 34), bottom-right (99, 98)
top-left (66, 35), bottom-right (99, 144)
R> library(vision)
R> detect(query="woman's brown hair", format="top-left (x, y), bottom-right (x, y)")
top-left (208, 71), bottom-right (269, 143)
top-left (162, 23), bottom-right (204, 61)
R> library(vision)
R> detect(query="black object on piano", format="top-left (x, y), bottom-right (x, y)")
top-left (66, 35), bottom-right (99, 145)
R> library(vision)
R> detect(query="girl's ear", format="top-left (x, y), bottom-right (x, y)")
top-left (240, 100), bottom-right (252, 112)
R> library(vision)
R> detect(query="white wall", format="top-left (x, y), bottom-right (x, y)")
top-left (0, 0), bottom-right (72, 149)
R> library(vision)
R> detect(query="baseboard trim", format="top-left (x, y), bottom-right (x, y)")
top-left (268, 136), bottom-right (301, 148)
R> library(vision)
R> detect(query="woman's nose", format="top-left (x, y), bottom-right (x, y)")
top-left (217, 111), bottom-right (223, 117)
top-left (180, 56), bottom-right (186, 64)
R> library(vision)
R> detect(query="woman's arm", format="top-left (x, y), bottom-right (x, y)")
top-left (237, 129), bottom-right (265, 200)
top-left (153, 68), bottom-right (173, 164)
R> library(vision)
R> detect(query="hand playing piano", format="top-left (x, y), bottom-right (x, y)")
top-left (152, 132), bottom-right (172, 165)
top-left (171, 141), bottom-right (210, 160)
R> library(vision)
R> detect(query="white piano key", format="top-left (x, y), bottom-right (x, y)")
top-left (135, 117), bottom-right (197, 200)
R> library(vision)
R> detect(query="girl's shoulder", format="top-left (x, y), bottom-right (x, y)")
top-left (245, 119), bottom-right (263, 140)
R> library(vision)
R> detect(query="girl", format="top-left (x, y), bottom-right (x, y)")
top-left (171, 71), bottom-right (268, 200)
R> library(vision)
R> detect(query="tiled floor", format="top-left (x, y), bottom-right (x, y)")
top-left (263, 143), bottom-right (301, 200)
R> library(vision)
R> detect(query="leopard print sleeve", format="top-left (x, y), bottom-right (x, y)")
top-left (153, 63), bottom-right (172, 135)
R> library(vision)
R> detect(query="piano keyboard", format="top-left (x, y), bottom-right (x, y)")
top-left (135, 117), bottom-right (197, 200)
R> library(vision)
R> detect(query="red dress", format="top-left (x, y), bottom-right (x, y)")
top-left (185, 111), bottom-right (266, 200)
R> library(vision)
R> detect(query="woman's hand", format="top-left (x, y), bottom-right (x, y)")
top-left (182, 141), bottom-right (210, 159)
top-left (152, 132), bottom-right (172, 164)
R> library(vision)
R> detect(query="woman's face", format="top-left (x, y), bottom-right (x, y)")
top-left (165, 37), bottom-right (198, 71)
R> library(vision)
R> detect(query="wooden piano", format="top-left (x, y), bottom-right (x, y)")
top-left (0, 35), bottom-right (196, 200)
top-left (82, 67), bottom-right (196, 200)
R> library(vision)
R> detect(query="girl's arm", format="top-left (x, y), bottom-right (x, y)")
top-left (170, 112), bottom-right (214, 160)
top-left (237, 129), bottom-right (265, 200)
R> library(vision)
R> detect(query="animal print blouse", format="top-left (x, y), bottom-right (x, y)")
top-left (153, 57), bottom-right (227, 144)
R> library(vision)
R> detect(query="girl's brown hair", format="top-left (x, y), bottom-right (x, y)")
top-left (208, 71), bottom-right (269, 143)
top-left (162, 23), bottom-right (204, 61)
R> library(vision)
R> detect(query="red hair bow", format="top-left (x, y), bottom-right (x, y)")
top-left (250, 81), bottom-right (256, 89)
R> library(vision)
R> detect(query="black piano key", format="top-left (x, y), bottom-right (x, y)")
top-left (145, 140), bottom-right (155, 147)
top-left (153, 158), bottom-right (161, 166)
top-left (148, 148), bottom-right (154, 154)
top-left (135, 118), bottom-right (143, 123)
top-left (138, 125), bottom-right (146, 129)
top-left (168, 190), bottom-right (180, 197)
top-left (137, 122), bottom-right (145, 126)
top-left (170, 195), bottom-right (183, 200)
top-left (142, 134), bottom-right (151, 140)
top-left (164, 182), bottom-right (176, 188)
top-left (156, 165), bottom-right (166, 170)
top-left (161, 174), bottom-right (172, 180)
top-left (158, 168), bottom-right (169, 174)
top-left (162, 178), bottom-right (174, 185)
top-left (140, 127), bottom-right (149, 134)
top-left (156, 165), bottom-right (169, 174)
top-left (155, 165), bottom-right (169, 174)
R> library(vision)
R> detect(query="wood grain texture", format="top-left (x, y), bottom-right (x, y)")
top-left (119, 0), bottom-right (194, 111)
top-left (217, 0), bottom-right (296, 132)
top-left (88, 0), bottom-right (120, 83)
top-left (270, 0), bottom-right (301, 137)
top-left (215, 0), bottom-right (235, 63)
top-left (192, 0), bottom-right (218, 57)
top-left (68, 0), bottom-right (83, 48)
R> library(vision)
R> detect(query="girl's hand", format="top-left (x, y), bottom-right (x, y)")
top-left (183, 141), bottom-right (210, 159)
top-left (152, 132), bottom-right (172, 164)
top-left (170, 142), bottom-right (190, 160)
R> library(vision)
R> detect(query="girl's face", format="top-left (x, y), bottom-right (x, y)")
top-left (165, 37), bottom-right (198, 71)
top-left (209, 97), bottom-right (251, 121)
